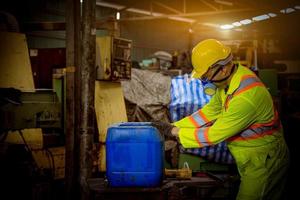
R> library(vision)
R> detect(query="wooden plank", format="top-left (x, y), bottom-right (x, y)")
top-left (96, 36), bottom-right (112, 80)
top-left (0, 32), bottom-right (35, 91)
top-left (94, 81), bottom-right (127, 142)
top-left (94, 81), bottom-right (127, 172)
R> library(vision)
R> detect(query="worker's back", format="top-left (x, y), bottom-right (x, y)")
top-left (220, 65), bottom-right (283, 147)
top-left (220, 65), bottom-right (289, 200)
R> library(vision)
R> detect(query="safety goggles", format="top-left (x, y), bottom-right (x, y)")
top-left (200, 64), bottom-right (224, 83)
top-left (200, 53), bottom-right (233, 83)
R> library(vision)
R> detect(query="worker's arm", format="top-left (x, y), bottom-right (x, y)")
top-left (177, 95), bottom-right (257, 148)
top-left (172, 91), bottom-right (222, 128)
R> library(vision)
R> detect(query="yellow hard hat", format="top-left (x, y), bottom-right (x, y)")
top-left (191, 39), bottom-right (231, 79)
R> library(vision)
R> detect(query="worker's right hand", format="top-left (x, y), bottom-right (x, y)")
top-left (171, 127), bottom-right (179, 137)
top-left (151, 121), bottom-right (175, 138)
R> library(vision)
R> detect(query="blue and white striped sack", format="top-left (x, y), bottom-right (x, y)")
top-left (169, 74), bottom-right (234, 164)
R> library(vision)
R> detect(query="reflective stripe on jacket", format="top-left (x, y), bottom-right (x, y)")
top-left (174, 64), bottom-right (283, 148)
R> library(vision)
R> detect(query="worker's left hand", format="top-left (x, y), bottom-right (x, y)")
top-left (151, 121), bottom-right (175, 138)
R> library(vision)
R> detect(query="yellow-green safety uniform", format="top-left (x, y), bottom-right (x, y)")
top-left (173, 64), bottom-right (289, 200)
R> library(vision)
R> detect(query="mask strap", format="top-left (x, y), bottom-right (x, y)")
top-left (211, 63), bottom-right (236, 83)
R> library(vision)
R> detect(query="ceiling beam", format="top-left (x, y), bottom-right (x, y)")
top-left (153, 1), bottom-right (182, 14)
top-left (214, 0), bottom-right (233, 7)
top-left (119, 8), bottom-right (252, 21)
top-left (97, 1), bottom-right (195, 23)
top-left (200, 0), bottom-right (219, 11)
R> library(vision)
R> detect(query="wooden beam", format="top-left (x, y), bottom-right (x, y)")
top-left (79, 0), bottom-right (96, 199)
top-left (65, 0), bottom-right (80, 199)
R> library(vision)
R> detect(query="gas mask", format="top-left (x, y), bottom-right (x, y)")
top-left (201, 63), bottom-right (236, 95)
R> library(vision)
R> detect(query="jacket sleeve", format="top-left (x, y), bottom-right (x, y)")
top-left (178, 95), bottom-right (257, 148)
top-left (172, 90), bottom-right (222, 128)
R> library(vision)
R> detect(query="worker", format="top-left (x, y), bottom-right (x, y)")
top-left (152, 39), bottom-right (289, 200)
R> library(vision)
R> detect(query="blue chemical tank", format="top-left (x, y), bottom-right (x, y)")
top-left (106, 122), bottom-right (164, 187)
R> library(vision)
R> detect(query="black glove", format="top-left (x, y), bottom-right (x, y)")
top-left (151, 121), bottom-right (175, 138)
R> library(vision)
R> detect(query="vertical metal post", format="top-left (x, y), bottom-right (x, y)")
top-left (79, 0), bottom-right (96, 199)
top-left (65, 0), bottom-right (80, 199)
top-left (253, 40), bottom-right (258, 70)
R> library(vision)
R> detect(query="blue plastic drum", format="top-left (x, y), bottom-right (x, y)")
top-left (106, 122), bottom-right (164, 187)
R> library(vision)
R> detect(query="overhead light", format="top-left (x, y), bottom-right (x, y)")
top-left (240, 19), bottom-right (252, 25)
top-left (252, 14), bottom-right (270, 21)
top-left (215, 4), bottom-right (299, 31)
top-left (80, 0), bottom-right (83, 3)
top-left (280, 8), bottom-right (295, 14)
top-left (286, 8), bottom-right (296, 13)
top-left (232, 22), bottom-right (242, 26)
top-left (116, 12), bottom-right (120, 20)
top-left (220, 24), bottom-right (234, 29)
top-left (268, 13), bottom-right (277, 17)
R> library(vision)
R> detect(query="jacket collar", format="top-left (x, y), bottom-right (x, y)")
top-left (226, 63), bottom-right (256, 95)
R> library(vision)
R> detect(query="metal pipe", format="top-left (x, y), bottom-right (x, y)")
top-left (79, 0), bottom-right (96, 199)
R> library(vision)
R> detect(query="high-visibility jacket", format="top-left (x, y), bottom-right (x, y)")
top-left (174, 64), bottom-right (289, 199)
